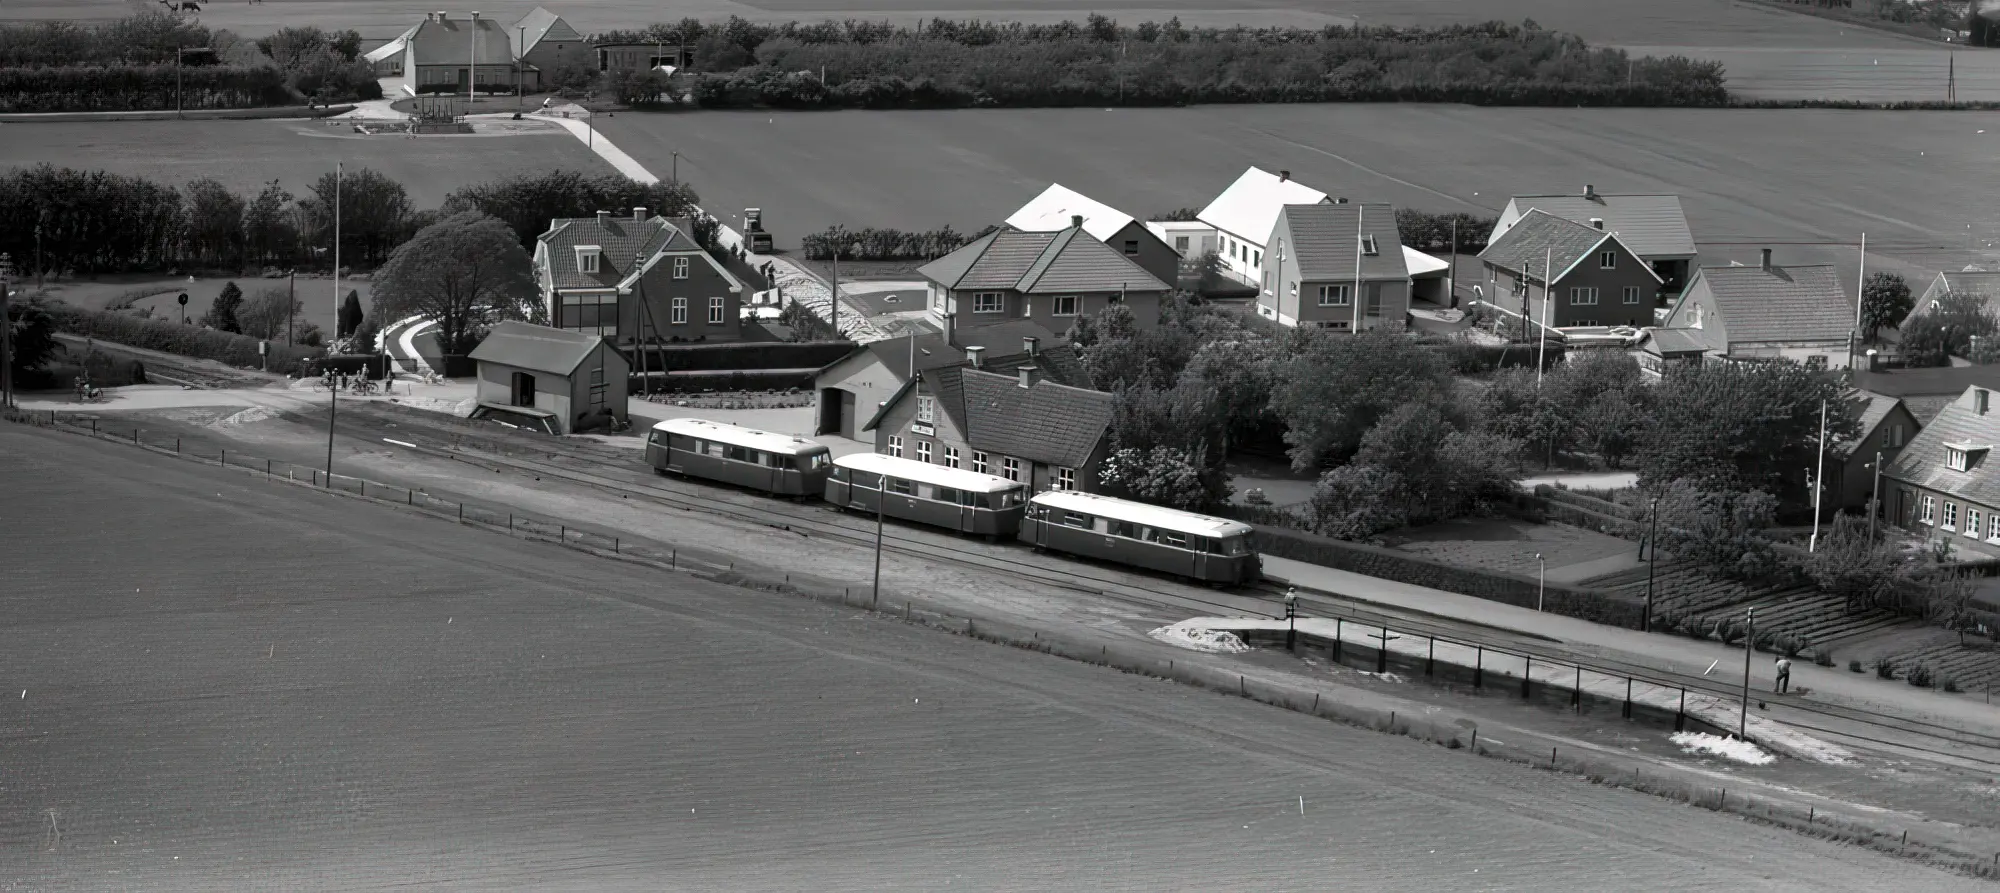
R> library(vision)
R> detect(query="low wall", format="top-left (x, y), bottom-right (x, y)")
top-left (1252, 524), bottom-right (1647, 629)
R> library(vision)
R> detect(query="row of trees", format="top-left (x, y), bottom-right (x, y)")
top-left (0, 165), bottom-right (716, 279)
top-left (0, 12), bottom-right (378, 112)
top-left (598, 16), bottom-right (1728, 109)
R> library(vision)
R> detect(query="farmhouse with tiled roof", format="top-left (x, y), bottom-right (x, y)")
top-left (534, 207), bottom-right (745, 345)
top-left (1198, 167), bottom-right (1333, 291)
top-left (1656, 250), bottom-right (1854, 368)
top-left (869, 347), bottom-right (1113, 494)
top-left (1490, 185), bottom-right (1696, 294)
top-left (918, 222), bottom-right (1169, 334)
top-left (1883, 384), bottom-right (2000, 553)
top-left (1478, 210), bottom-right (1661, 332)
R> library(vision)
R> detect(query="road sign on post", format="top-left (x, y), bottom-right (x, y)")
top-left (178, 292), bottom-right (189, 324)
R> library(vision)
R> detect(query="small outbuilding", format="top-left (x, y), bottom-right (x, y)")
top-left (468, 321), bottom-right (629, 434)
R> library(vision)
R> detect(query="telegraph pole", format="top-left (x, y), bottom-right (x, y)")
top-left (1739, 607), bottom-right (1755, 739)
top-left (1869, 450), bottom-right (1884, 541)
top-left (1643, 495), bottom-right (1660, 632)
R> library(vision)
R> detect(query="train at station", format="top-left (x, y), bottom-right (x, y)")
top-left (646, 419), bottom-right (1261, 585)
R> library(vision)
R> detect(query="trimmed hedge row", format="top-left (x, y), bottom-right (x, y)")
top-left (631, 369), bottom-right (814, 393)
top-left (627, 341), bottom-right (856, 372)
top-left (45, 303), bottom-right (323, 376)
top-left (1252, 523), bottom-right (1647, 629)
top-left (0, 64), bottom-right (298, 113)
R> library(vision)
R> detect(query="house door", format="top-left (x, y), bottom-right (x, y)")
top-left (1897, 490), bottom-right (1914, 527)
top-left (840, 390), bottom-right (857, 440)
top-left (457, 68), bottom-right (470, 92)
top-left (511, 371), bottom-right (536, 408)
top-left (818, 388), bottom-right (843, 436)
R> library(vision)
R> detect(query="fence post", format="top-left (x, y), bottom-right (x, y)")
top-left (407, 489), bottom-right (413, 506)
top-left (458, 502), bottom-right (464, 521)
top-left (1334, 618), bottom-right (1343, 663)
top-left (1676, 687), bottom-right (1687, 732)
top-left (266, 458), bottom-right (271, 477)
top-left (133, 429), bottom-right (139, 444)
top-left (560, 524), bottom-right (566, 542)
top-left (1426, 637), bottom-right (1435, 677)
top-left (1474, 646), bottom-right (1483, 688)
top-left (220, 449), bottom-right (225, 467)
top-left (508, 514), bottom-right (513, 532)
top-left (90, 419), bottom-right (96, 436)
top-left (614, 537), bottom-right (619, 554)
top-left (1574, 665), bottom-right (1583, 712)
top-left (174, 437), bottom-right (179, 453)
top-left (1623, 677), bottom-right (1633, 720)
top-left (1522, 656), bottom-right (1533, 699)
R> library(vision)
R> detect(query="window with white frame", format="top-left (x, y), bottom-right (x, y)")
top-left (971, 450), bottom-right (989, 474)
top-left (672, 257), bottom-right (689, 279)
top-left (1599, 250), bottom-right (1617, 269)
top-left (1002, 456), bottom-right (1021, 482)
top-left (1888, 423), bottom-right (1906, 448)
top-left (917, 395), bottom-right (934, 424)
top-left (708, 296), bottom-right (724, 324)
top-left (973, 292), bottom-right (1004, 313)
top-left (943, 445), bottom-right (961, 468)
top-left (1361, 235), bottom-right (1379, 256)
top-left (915, 440), bottom-right (932, 463)
top-left (1949, 447), bottom-right (1971, 471)
top-left (1052, 296), bottom-right (1079, 316)
top-left (1805, 355), bottom-right (1828, 371)
top-left (557, 292), bottom-right (618, 335)
top-left (1318, 284), bottom-right (1351, 307)
top-left (671, 296), bottom-right (688, 324)
top-left (1263, 272), bottom-right (1272, 294)
top-left (1570, 287), bottom-right (1599, 306)
top-left (1289, 281), bottom-right (1298, 298)
top-left (1055, 467), bottom-right (1076, 491)
top-left (1989, 511), bottom-right (2000, 540)
top-left (1969, 509), bottom-right (1984, 538)
top-left (1623, 286), bottom-right (1642, 304)
top-left (1175, 236), bottom-right (1189, 253)
top-left (576, 246), bottom-right (601, 274)
top-left (1944, 501), bottom-right (1960, 530)
top-left (1921, 494), bottom-right (1936, 524)
top-left (887, 435), bottom-right (903, 458)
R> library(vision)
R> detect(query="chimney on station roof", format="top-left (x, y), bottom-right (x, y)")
top-left (965, 345), bottom-right (984, 368)
top-left (1278, 170), bottom-right (1291, 182)
top-left (1760, 248), bottom-right (1773, 271)
top-left (1018, 366), bottom-right (1039, 389)
top-left (1071, 214), bottom-right (1083, 229)
top-left (1584, 184), bottom-right (1599, 201)
top-left (1589, 217), bottom-right (1604, 230)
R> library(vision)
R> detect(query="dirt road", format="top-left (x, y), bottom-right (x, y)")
top-left (0, 424), bottom-right (1982, 891)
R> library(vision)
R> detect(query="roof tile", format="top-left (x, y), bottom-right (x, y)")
top-left (1281, 202), bottom-right (1405, 281)
top-left (1479, 210), bottom-right (1613, 281)
top-left (1887, 386), bottom-right (2000, 507)
top-left (1506, 193), bottom-right (1695, 258)
top-left (1694, 263), bottom-right (1852, 344)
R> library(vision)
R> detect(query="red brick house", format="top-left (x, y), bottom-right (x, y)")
top-left (534, 208), bottom-right (746, 346)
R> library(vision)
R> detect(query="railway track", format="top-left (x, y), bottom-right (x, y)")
top-left (293, 402), bottom-right (2000, 767)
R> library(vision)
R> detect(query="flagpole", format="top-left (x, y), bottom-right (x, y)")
top-left (1810, 398), bottom-right (1828, 552)
top-left (334, 161), bottom-right (342, 345)
top-left (1537, 245), bottom-right (1552, 385)
top-left (1850, 233), bottom-right (1866, 371)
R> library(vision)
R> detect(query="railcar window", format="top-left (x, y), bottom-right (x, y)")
top-left (1108, 520), bottom-right (1137, 539)
top-left (1144, 527), bottom-right (1188, 548)
top-left (994, 491), bottom-right (1023, 508)
top-left (807, 453), bottom-right (831, 469)
top-left (890, 479), bottom-right (916, 496)
top-left (1063, 512), bottom-right (1090, 529)
top-left (830, 467), bottom-right (848, 481)
top-left (932, 485), bottom-right (962, 504)
top-left (648, 430), bottom-right (666, 446)
top-left (1217, 535), bottom-right (1250, 556)
top-left (960, 491), bottom-right (981, 507)
top-left (704, 441), bottom-right (726, 458)
top-left (724, 445), bottom-right (754, 463)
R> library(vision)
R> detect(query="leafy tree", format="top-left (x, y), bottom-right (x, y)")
top-left (776, 301), bottom-right (837, 341)
top-left (347, 313), bottom-right (380, 354)
top-left (441, 171), bottom-right (709, 254)
top-left (1098, 445), bottom-right (1227, 511)
top-left (236, 285), bottom-right (301, 341)
top-left (1859, 271), bottom-right (1913, 341)
top-left (1804, 515), bottom-right (1914, 613)
top-left (1268, 329), bottom-right (1449, 469)
top-left (299, 167), bottom-right (412, 268)
top-left (1308, 464), bottom-right (1409, 540)
top-left (1546, 351), bottom-right (1652, 466)
top-left (202, 281), bottom-right (243, 333)
top-left (1899, 290), bottom-right (1997, 367)
top-left (1306, 399), bottom-right (1519, 539)
top-left (240, 180), bottom-right (297, 267)
top-left (1178, 336), bottom-right (1280, 460)
top-left (1636, 361), bottom-right (1858, 507)
top-left (371, 211), bottom-right (537, 357)
top-left (1480, 367), bottom-right (1567, 463)
top-left (337, 289), bottom-right (363, 339)
top-left (1652, 480), bottom-right (1784, 581)
top-left (183, 178), bottom-right (244, 268)
top-left (5, 295), bottom-right (57, 376)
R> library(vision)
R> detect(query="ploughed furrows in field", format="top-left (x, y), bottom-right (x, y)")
top-left (1689, 590), bottom-right (1909, 646)
top-left (1591, 562), bottom-right (1805, 616)
top-left (1887, 643), bottom-right (2000, 691)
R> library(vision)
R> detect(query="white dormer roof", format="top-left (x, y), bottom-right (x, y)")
top-left (1004, 183), bottom-right (1134, 242)
top-left (1197, 167), bottom-right (1330, 246)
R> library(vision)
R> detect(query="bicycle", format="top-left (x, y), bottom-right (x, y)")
top-left (349, 378), bottom-right (378, 396)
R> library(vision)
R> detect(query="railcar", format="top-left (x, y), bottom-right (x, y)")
top-left (826, 452), bottom-right (1028, 538)
top-left (1019, 491), bottom-right (1259, 585)
top-left (646, 418), bottom-right (832, 497)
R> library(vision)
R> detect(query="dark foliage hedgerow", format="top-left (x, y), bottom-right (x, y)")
top-left (45, 303), bottom-right (324, 376)
top-left (631, 369), bottom-right (816, 393)
top-left (0, 64), bottom-right (297, 113)
top-left (1252, 524), bottom-right (1647, 629)
top-left (800, 225), bottom-right (998, 261)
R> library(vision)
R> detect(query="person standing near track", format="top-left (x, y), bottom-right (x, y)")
top-left (1774, 656), bottom-right (1792, 694)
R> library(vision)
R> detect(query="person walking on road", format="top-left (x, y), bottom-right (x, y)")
top-left (1774, 656), bottom-right (1792, 694)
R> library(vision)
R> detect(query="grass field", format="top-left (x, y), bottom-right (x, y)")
top-left (3, 422), bottom-right (1991, 891)
top-left (599, 104), bottom-right (2000, 285)
top-left (0, 118), bottom-right (611, 208)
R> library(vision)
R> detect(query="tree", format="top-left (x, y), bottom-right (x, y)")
top-left (1308, 465), bottom-right (1409, 540)
top-left (202, 281), bottom-right (243, 333)
top-left (299, 167), bottom-right (412, 268)
top-left (1636, 360), bottom-right (1859, 507)
top-left (1098, 446), bottom-right (1227, 512)
top-left (337, 289), bottom-right (363, 339)
top-left (370, 211), bottom-right (537, 357)
top-left (240, 179), bottom-right (296, 267)
top-left (348, 313), bottom-right (380, 354)
top-left (1899, 290), bottom-right (1997, 367)
top-left (1178, 337), bottom-right (1281, 460)
top-left (1859, 271), bottom-right (1913, 341)
top-left (183, 178), bottom-right (244, 268)
top-left (1546, 351), bottom-right (1652, 466)
top-left (1268, 329), bottom-right (1450, 469)
top-left (441, 171), bottom-right (709, 255)
top-left (1652, 480), bottom-right (1784, 581)
top-left (6, 295), bottom-right (58, 377)
top-left (776, 301), bottom-right (837, 341)
top-left (236, 285), bottom-right (300, 340)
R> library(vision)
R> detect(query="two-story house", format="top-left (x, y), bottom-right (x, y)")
top-left (1489, 186), bottom-right (1697, 296)
top-left (1834, 390), bottom-right (1920, 514)
top-left (534, 207), bottom-right (745, 346)
top-left (810, 319), bottom-right (1082, 441)
top-left (871, 350), bottom-right (1113, 494)
top-left (1005, 183), bottom-right (1180, 288)
top-left (1258, 202), bottom-right (1408, 331)
top-left (918, 221), bottom-right (1169, 334)
top-left (1478, 210), bottom-right (1662, 332)
top-left (384, 11), bottom-right (519, 95)
top-left (1884, 385), bottom-right (2000, 554)
top-left (1198, 167), bottom-right (1333, 291)
top-left (1656, 251), bottom-right (1855, 369)
top-left (510, 7), bottom-right (592, 87)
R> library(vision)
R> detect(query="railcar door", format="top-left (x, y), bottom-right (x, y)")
top-left (1189, 537), bottom-right (1209, 580)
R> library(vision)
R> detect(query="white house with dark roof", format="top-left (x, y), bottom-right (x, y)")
top-left (1198, 167), bottom-right (1332, 291)
top-left (1490, 185), bottom-right (1696, 295)
top-left (1883, 384), bottom-right (2000, 552)
top-left (1260, 202), bottom-right (1408, 330)
top-left (534, 207), bottom-right (746, 345)
top-left (379, 11), bottom-right (521, 96)
top-left (1656, 250), bottom-right (1855, 369)
top-left (809, 320), bottom-right (1083, 441)
top-left (918, 222), bottom-right (1170, 334)
top-left (1005, 184), bottom-right (1180, 288)
top-left (467, 320), bottom-right (630, 435)
top-left (1894, 267), bottom-right (2000, 337)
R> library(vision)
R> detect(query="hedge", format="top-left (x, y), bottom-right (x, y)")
top-left (630, 369), bottom-right (815, 393)
top-left (1251, 523), bottom-right (1647, 629)
top-left (627, 341), bottom-right (855, 372)
top-left (0, 64), bottom-right (298, 113)
top-left (45, 303), bottom-right (323, 376)
top-left (800, 225), bottom-right (991, 261)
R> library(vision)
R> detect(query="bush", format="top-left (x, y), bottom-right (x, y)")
top-left (1942, 676), bottom-right (1962, 693)
top-left (1875, 658), bottom-right (1898, 679)
top-left (44, 302), bottom-right (323, 375)
top-left (1848, 658), bottom-right (1864, 673)
top-left (1813, 649), bottom-right (1835, 667)
top-left (1395, 209), bottom-right (1495, 253)
top-left (1906, 663), bottom-right (1935, 688)
top-left (0, 64), bottom-right (299, 113)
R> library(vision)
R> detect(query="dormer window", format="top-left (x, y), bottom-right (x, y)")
top-left (1945, 441), bottom-right (1990, 472)
top-left (1361, 235), bottom-right (1379, 256)
top-left (575, 245), bottom-right (602, 274)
